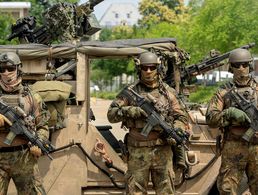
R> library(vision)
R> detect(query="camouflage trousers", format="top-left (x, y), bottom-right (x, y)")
top-left (0, 148), bottom-right (46, 195)
top-left (125, 145), bottom-right (175, 195)
top-left (217, 140), bottom-right (258, 195)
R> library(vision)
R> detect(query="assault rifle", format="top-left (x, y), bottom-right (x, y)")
top-left (0, 100), bottom-right (55, 160)
top-left (121, 86), bottom-right (189, 150)
top-left (168, 43), bottom-right (255, 86)
top-left (227, 86), bottom-right (258, 142)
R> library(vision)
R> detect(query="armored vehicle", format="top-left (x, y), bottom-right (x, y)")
top-left (0, 38), bottom-right (250, 194)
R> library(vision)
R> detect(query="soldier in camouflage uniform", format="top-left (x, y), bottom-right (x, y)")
top-left (107, 52), bottom-right (188, 195)
top-left (206, 48), bottom-right (258, 195)
top-left (0, 52), bottom-right (49, 195)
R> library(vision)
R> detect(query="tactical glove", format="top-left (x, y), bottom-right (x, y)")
top-left (121, 106), bottom-right (147, 119)
top-left (29, 145), bottom-right (42, 158)
top-left (223, 107), bottom-right (251, 126)
top-left (0, 114), bottom-right (12, 127)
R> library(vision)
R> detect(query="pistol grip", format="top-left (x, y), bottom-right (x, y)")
top-left (4, 131), bottom-right (16, 145)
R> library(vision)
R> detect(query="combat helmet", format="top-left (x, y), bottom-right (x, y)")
top-left (0, 52), bottom-right (21, 66)
top-left (229, 48), bottom-right (253, 64)
top-left (0, 52), bottom-right (22, 75)
top-left (138, 52), bottom-right (160, 65)
top-left (135, 52), bottom-right (161, 75)
top-left (228, 48), bottom-right (253, 73)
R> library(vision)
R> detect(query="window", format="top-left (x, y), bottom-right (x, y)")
top-left (127, 13), bottom-right (130, 18)
top-left (115, 13), bottom-right (119, 18)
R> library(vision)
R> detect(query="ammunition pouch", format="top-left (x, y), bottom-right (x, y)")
top-left (31, 81), bottom-right (72, 131)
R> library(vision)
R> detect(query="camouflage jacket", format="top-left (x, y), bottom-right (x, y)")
top-left (206, 79), bottom-right (258, 129)
top-left (0, 85), bottom-right (49, 143)
top-left (107, 81), bottom-right (188, 139)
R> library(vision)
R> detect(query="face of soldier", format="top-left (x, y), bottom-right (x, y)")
top-left (0, 64), bottom-right (18, 84)
top-left (140, 64), bottom-right (159, 88)
top-left (231, 62), bottom-right (250, 85)
top-left (0, 63), bottom-right (21, 93)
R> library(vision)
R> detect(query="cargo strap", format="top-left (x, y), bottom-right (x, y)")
top-left (127, 136), bottom-right (165, 147)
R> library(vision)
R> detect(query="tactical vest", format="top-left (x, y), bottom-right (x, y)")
top-left (121, 82), bottom-right (173, 131)
top-left (0, 86), bottom-right (35, 132)
top-left (223, 80), bottom-right (258, 109)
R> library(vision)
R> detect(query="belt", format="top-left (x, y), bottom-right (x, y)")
top-left (127, 136), bottom-right (165, 147)
top-left (0, 144), bottom-right (28, 153)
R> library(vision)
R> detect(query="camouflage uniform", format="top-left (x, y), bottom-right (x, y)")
top-left (206, 80), bottom-right (258, 195)
top-left (0, 52), bottom-right (48, 195)
top-left (107, 81), bottom-right (188, 195)
top-left (0, 86), bottom-right (49, 195)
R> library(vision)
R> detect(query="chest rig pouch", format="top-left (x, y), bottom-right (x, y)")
top-left (224, 82), bottom-right (258, 109)
top-left (0, 87), bottom-right (32, 132)
top-left (121, 82), bottom-right (173, 131)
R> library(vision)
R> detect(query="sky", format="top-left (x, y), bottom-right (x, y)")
top-left (79, 0), bottom-right (141, 20)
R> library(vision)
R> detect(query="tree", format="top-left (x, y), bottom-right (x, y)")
top-left (138, 0), bottom-right (177, 27)
top-left (184, 0), bottom-right (258, 63)
top-left (0, 14), bottom-right (18, 45)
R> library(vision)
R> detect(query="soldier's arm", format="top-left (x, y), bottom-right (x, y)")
top-left (168, 88), bottom-right (189, 130)
top-left (206, 88), bottom-right (226, 128)
top-left (32, 93), bottom-right (49, 141)
top-left (107, 96), bottom-right (129, 123)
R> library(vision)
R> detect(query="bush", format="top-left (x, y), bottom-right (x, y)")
top-left (91, 91), bottom-right (117, 100)
top-left (189, 85), bottom-right (219, 103)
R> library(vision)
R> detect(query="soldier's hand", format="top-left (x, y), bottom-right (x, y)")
top-left (223, 107), bottom-right (251, 126)
top-left (30, 145), bottom-right (42, 158)
top-left (122, 106), bottom-right (148, 118)
top-left (0, 114), bottom-right (12, 127)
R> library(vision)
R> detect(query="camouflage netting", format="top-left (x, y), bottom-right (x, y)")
top-left (0, 38), bottom-right (178, 60)
top-left (43, 3), bottom-right (77, 42)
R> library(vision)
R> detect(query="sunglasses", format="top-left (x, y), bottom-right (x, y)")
top-left (141, 66), bottom-right (157, 71)
top-left (231, 62), bottom-right (249, 69)
top-left (0, 66), bottom-right (16, 73)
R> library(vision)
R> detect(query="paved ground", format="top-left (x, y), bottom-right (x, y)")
top-left (90, 98), bottom-right (127, 141)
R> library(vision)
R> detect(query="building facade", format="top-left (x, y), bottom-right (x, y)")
top-left (99, 3), bottom-right (141, 27)
top-left (0, 2), bottom-right (31, 18)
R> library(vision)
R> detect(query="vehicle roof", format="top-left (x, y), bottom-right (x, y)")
top-left (0, 38), bottom-right (177, 60)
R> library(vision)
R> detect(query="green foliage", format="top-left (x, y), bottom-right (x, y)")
top-left (91, 27), bottom-right (136, 90)
top-left (160, 0), bottom-right (181, 10)
top-left (188, 85), bottom-right (219, 103)
top-left (91, 91), bottom-right (117, 100)
top-left (0, 14), bottom-right (18, 45)
top-left (184, 0), bottom-right (258, 63)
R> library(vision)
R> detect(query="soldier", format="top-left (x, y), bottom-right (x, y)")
top-left (0, 52), bottom-right (49, 195)
top-left (206, 48), bottom-right (258, 195)
top-left (107, 52), bottom-right (188, 195)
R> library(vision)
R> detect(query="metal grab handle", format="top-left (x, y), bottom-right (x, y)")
top-left (185, 151), bottom-right (198, 166)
